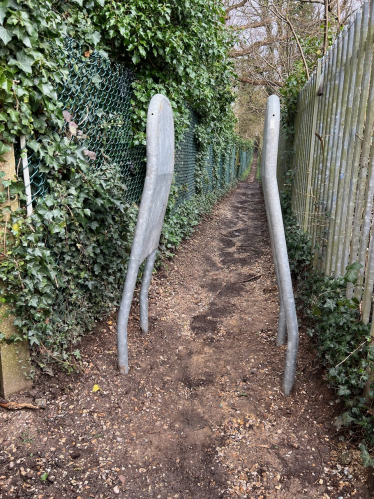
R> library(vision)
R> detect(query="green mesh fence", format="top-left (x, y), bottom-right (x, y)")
top-left (174, 111), bottom-right (198, 205)
top-left (206, 145), bottom-right (214, 192)
top-left (58, 38), bottom-right (146, 205)
top-left (22, 40), bottom-right (252, 208)
top-left (23, 37), bottom-right (146, 206)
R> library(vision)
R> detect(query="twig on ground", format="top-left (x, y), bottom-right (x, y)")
top-left (0, 400), bottom-right (41, 410)
top-left (234, 274), bottom-right (262, 284)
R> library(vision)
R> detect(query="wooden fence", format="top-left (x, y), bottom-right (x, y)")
top-left (278, 0), bottom-right (374, 326)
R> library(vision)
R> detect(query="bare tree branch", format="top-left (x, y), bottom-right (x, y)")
top-left (233, 20), bottom-right (272, 30)
top-left (271, 4), bottom-right (310, 79)
top-left (239, 76), bottom-right (284, 87)
top-left (226, 0), bottom-right (248, 17)
top-left (230, 36), bottom-right (288, 57)
top-left (229, 0), bottom-right (356, 138)
top-left (337, 0), bottom-right (342, 25)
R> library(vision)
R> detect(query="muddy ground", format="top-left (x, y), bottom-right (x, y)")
top-left (0, 162), bottom-right (373, 499)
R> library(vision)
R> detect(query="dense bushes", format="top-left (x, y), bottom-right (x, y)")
top-left (0, 142), bottom-right (134, 367)
top-left (0, 0), bottom-right (236, 152)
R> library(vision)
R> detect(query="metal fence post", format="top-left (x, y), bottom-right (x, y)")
top-left (261, 95), bottom-right (299, 395)
top-left (0, 146), bottom-right (33, 397)
top-left (117, 94), bottom-right (174, 374)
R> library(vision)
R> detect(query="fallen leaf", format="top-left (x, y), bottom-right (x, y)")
top-left (92, 385), bottom-right (100, 392)
top-left (83, 150), bottom-right (97, 161)
top-left (0, 401), bottom-right (40, 410)
top-left (69, 122), bottom-right (78, 135)
top-left (63, 110), bottom-right (72, 122)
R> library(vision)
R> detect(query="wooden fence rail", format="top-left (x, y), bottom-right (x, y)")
top-left (278, 0), bottom-right (374, 328)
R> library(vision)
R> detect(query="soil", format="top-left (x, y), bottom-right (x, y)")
top-left (0, 158), bottom-right (373, 499)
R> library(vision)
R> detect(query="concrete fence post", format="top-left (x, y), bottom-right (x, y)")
top-left (0, 146), bottom-right (32, 398)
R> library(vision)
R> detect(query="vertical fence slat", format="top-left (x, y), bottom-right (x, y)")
top-left (345, 4), bottom-right (373, 286)
top-left (310, 55), bottom-right (327, 252)
top-left (338, 9), bottom-right (367, 276)
top-left (277, 1), bottom-right (374, 329)
top-left (331, 15), bottom-right (362, 275)
top-left (304, 62), bottom-right (321, 232)
top-left (315, 38), bottom-right (339, 270)
top-left (324, 26), bottom-right (350, 275)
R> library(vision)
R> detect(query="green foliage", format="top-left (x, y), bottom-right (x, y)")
top-left (281, 192), bottom-right (374, 447)
top-left (359, 443), bottom-right (374, 468)
top-left (0, 0), bottom-right (244, 369)
top-left (0, 0), bottom-right (236, 152)
top-left (281, 190), bottom-right (312, 273)
top-left (280, 60), bottom-right (308, 136)
top-left (0, 141), bottom-right (135, 362)
top-left (0, 0), bottom-right (67, 159)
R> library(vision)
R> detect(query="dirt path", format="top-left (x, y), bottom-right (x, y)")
top-left (0, 162), bottom-right (371, 499)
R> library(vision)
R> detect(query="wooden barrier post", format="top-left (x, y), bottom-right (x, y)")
top-left (0, 145), bottom-right (32, 398)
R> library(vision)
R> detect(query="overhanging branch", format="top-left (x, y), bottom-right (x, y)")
top-left (239, 76), bottom-right (284, 87)
top-left (226, 0), bottom-right (248, 16)
top-left (230, 36), bottom-right (288, 57)
top-left (233, 20), bottom-right (273, 30)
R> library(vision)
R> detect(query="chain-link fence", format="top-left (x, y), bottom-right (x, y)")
top-left (22, 38), bottom-right (253, 209)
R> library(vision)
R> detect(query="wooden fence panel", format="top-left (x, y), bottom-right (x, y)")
top-left (278, 0), bottom-right (374, 325)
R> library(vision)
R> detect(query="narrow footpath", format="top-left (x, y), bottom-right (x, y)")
top-left (0, 161), bottom-right (371, 499)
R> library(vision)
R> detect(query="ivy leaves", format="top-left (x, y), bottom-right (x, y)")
top-left (0, 0), bottom-right (236, 162)
top-left (0, 0), bottom-right (106, 159)
top-left (89, 0), bottom-right (235, 144)
top-left (9, 52), bottom-right (34, 73)
top-left (0, 145), bottom-right (134, 358)
top-left (0, 0), bottom-right (60, 154)
top-left (0, 25), bottom-right (12, 44)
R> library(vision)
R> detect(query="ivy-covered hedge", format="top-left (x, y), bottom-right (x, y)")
top-left (0, 143), bottom-right (135, 366)
top-left (0, 140), bottom-right (250, 371)
top-left (0, 0), bottom-right (236, 153)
